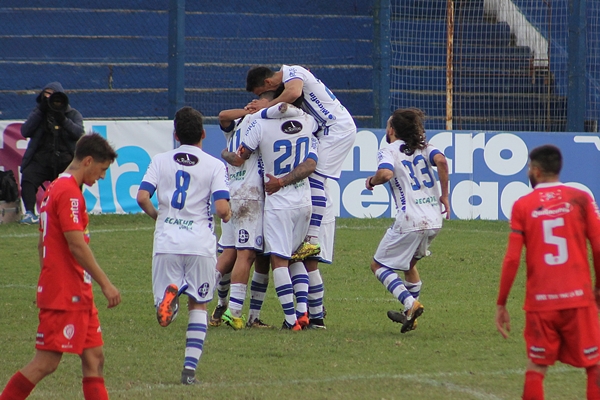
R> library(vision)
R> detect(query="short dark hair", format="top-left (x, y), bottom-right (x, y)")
top-left (273, 83), bottom-right (303, 108)
top-left (75, 133), bottom-right (117, 163)
top-left (389, 108), bottom-right (427, 152)
top-left (246, 66), bottom-right (275, 92)
top-left (529, 144), bottom-right (562, 175)
top-left (174, 106), bottom-right (204, 145)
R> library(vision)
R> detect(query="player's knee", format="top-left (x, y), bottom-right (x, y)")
top-left (370, 260), bottom-right (381, 274)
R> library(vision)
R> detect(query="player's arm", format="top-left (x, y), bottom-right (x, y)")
top-left (495, 230), bottom-right (524, 338)
top-left (37, 231), bottom-right (43, 270)
top-left (221, 148), bottom-right (245, 167)
top-left (584, 198), bottom-right (600, 307)
top-left (433, 152), bottom-right (450, 218)
top-left (218, 108), bottom-right (249, 130)
top-left (136, 184), bottom-right (158, 221)
top-left (365, 168), bottom-right (393, 190)
top-left (214, 198), bottom-right (232, 223)
top-left (264, 158), bottom-right (317, 195)
top-left (63, 230), bottom-right (121, 308)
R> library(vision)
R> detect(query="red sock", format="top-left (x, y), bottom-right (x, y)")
top-left (0, 371), bottom-right (35, 400)
top-left (587, 365), bottom-right (600, 400)
top-left (523, 370), bottom-right (544, 400)
top-left (82, 377), bottom-right (108, 400)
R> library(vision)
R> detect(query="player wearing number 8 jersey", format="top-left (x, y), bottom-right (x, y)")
top-left (366, 108), bottom-right (449, 334)
top-left (137, 106), bottom-right (231, 385)
top-left (496, 145), bottom-right (600, 399)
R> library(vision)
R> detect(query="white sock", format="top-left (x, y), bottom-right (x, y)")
top-left (229, 283), bottom-right (247, 318)
top-left (184, 309), bottom-right (207, 370)
top-left (217, 272), bottom-right (231, 306)
top-left (307, 269), bottom-right (324, 319)
top-left (248, 272), bottom-right (269, 322)
top-left (405, 281), bottom-right (422, 300)
top-left (375, 267), bottom-right (414, 310)
top-left (289, 262), bottom-right (309, 316)
top-left (273, 267), bottom-right (296, 326)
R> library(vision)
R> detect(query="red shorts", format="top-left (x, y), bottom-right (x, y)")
top-left (524, 306), bottom-right (600, 368)
top-left (36, 306), bottom-right (103, 355)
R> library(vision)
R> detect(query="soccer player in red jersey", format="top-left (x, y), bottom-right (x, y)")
top-left (1, 133), bottom-right (121, 400)
top-left (496, 144), bottom-right (600, 400)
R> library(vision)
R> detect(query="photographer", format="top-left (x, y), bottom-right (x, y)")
top-left (19, 82), bottom-right (84, 224)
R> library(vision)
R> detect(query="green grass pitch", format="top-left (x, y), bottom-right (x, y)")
top-left (0, 215), bottom-right (590, 399)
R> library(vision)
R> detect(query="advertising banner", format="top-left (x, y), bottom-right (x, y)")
top-left (2, 120), bottom-right (599, 220)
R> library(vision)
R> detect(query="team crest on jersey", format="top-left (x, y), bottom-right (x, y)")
top-left (174, 152), bottom-right (199, 166)
top-left (197, 282), bottom-right (210, 298)
top-left (63, 324), bottom-right (75, 340)
top-left (255, 235), bottom-right (263, 247)
top-left (238, 229), bottom-right (249, 243)
top-left (281, 120), bottom-right (303, 134)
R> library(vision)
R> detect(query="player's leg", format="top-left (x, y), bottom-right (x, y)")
top-left (586, 364), bottom-right (600, 399)
top-left (523, 360), bottom-right (547, 400)
top-left (247, 254), bottom-right (271, 328)
top-left (80, 346), bottom-right (108, 400)
top-left (1, 350), bottom-right (62, 399)
top-left (289, 261), bottom-right (310, 327)
top-left (225, 249), bottom-right (257, 330)
top-left (19, 161), bottom-right (49, 223)
top-left (210, 247), bottom-right (236, 327)
top-left (271, 257), bottom-right (300, 331)
top-left (304, 173), bottom-right (327, 243)
top-left (304, 258), bottom-right (326, 329)
top-left (179, 255), bottom-right (214, 385)
top-left (153, 254), bottom-right (184, 327)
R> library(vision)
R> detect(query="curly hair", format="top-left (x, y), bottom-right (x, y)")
top-left (389, 108), bottom-right (427, 154)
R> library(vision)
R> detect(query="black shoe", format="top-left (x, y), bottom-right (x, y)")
top-left (209, 304), bottom-right (228, 327)
top-left (400, 301), bottom-right (423, 333)
top-left (181, 368), bottom-right (200, 385)
top-left (307, 318), bottom-right (326, 330)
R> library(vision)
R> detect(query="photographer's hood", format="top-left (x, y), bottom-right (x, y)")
top-left (36, 81), bottom-right (65, 103)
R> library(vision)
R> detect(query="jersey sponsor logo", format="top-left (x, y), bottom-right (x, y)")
top-left (229, 170), bottom-right (247, 182)
top-left (173, 152), bottom-right (199, 166)
top-left (288, 67), bottom-right (297, 77)
top-left (238, 229), bottom-right (249, 243)
top-left (83, 270), bottom-right (92, 284)
top-left (36, 332), bottom-right (44, 345)
top-left (584, 346), bottom-right (599, 356)
top-left (281, 120), bottom-right (303, 135)
top-left (63, 324), bottom-right (75, 340)
top-left (531, 202), bottom-right (572, 218)
top-left (535, 289), bottom-right (584, 301)
top-left (308, 92), bottom-right (333, 118)
top-left (72, 296), bottom-right (80, 303)
top-left (38, 285), bottom-right (42, 292)
top-left (415, 196), bottom-right (438, 205)
top-left (164, 217), bottom-right (194, 230)
top-left (197, 282), bottom-right (210, 298)
top-left (70, 198), bottom-right (79, 223)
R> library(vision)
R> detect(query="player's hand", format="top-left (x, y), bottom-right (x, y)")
top-left (439, 194), bottom-right (450, 219)
top-left (245, 98), bottom-right (269, 113)
top-left (264, 173), bottom-right (283, 195)
top-left (365, 176), bottom-right (375, 191)
top-left (495, 305), bottom-right (511, 339)
top-left (102, 282), bottom-right (121, 308)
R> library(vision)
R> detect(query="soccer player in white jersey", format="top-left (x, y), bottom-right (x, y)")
top-left (238, 99), bottom-right (320, 330)
top-left (136, 106), bottom-right (231, 385)
top-left (245, 65), bottom-right (357, 260)
top-left (365, 108), bottom-right (449, 334)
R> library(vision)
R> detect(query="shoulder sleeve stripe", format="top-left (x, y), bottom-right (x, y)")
top-left (378, 162), bottom-right (394, 171)
top-left (139, 181), bottom-right (156, 197)
top-left (429, 149), bottom-right (442, 166)
top-left (213, 190), bottom-right (230, 201)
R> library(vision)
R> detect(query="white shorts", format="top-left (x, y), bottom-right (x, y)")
top-left (264, 205), bottom-right (311, 259)
top-left (373, 227), bottom-right (440, 271)
top-left (315, 128), bottom-right (356, 179)
top-left (152, 253), bottom-right (216, 305)
top-left (218, 199), bottom-right (264, 251)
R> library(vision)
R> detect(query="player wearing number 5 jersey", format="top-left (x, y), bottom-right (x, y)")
top-left (366, 108), bottom-right (449, 334)
top-left (496, 145), bottom-right (600, 399)
top-left (137, 106), bottom-right (231, 385)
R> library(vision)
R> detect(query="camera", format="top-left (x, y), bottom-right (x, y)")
top-left (48, 92), bottom-right (69, 113)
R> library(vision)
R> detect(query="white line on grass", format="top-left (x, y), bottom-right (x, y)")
top-left (0, 226), bottom-right (154, 239)
top-left (107, 366), bottom-right (578, 399)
